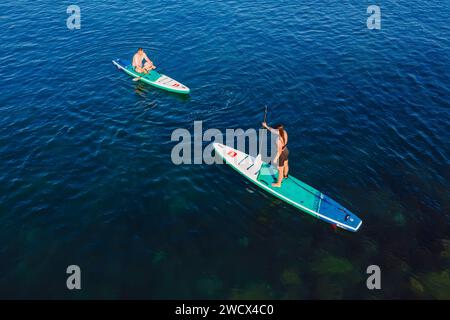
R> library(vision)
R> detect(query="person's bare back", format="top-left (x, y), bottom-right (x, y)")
top-left (132, 48), bottom-right (156, 74)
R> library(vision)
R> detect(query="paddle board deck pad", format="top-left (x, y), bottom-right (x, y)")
top-left (112, 59), bottom-right (190, 94)
top-left (213, 143), bottom-right (362, 232)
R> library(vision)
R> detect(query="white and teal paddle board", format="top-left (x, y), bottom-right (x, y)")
top-left (213, 143), bottom-right (362, 232)
top-left (112, 59), bottom-right (190, 94)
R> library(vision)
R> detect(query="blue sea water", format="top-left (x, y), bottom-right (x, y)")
top-left (0, 0), bottom-right (449, 299)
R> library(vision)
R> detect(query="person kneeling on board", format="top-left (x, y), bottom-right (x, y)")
top-left (262, 122), bottom-right (289, 187)
top-left (132, 48), bottom-right (156, 74)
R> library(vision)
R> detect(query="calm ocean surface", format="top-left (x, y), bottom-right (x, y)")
top-left (0, 0), bottom-right (449, 298)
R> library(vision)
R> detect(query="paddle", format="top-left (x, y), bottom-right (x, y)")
top-left (263, 105), bottom-right (268, 125)
top-left (133, 68), bottom-right (156, 81)
top-left (260, 105), bottom-right (267, 154)
top-left (132, 64), bottom-right (158, 81)
top-left (261, 105), bottom-right (268, 150)
top-left (254, 106), bottom-right (268, 174)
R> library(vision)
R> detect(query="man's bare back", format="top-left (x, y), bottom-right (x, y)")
top-left (132, 48), bottom-right (156, 74)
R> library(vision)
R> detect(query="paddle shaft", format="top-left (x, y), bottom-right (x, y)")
top-left (263, 106), bottom-right (267, 124)
top-left (258, 106), bottom-right (268, 157)
top-left (132, 66), bottom-right (158, 81)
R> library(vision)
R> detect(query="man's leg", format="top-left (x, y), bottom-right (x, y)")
top-left (284, 160), bottom-right (289, 178)
top-left (272, 166), bottom-right (283, 187)
top-left (135, 66), bottom-right (145, 73)
top-left (144, 62), bottom-right (156, 72)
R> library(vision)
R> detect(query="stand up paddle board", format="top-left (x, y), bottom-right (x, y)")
top-left (213, 142), bottom-right (362, 232)
top-left (112, 59), bottom-right (190, 94)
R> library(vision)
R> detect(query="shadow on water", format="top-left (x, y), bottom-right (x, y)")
top-left (133, 81), bottom-right (191, 102)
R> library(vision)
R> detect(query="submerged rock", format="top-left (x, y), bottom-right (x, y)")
top-left (313, 278), bottom-right (344, 299)
top-left (313, 254), bottom-right (354, 275)
top-left (384, 253), bottom-right (411, 274)
top-left (392, 211), bottom-right (406, 227)
top-left (230, 282), bottom-right (273, 300)
top-left (420, 270), bottom-right (450, 299)
top-left (440, 239), bottom-right (450, 259)
top-left (257, 214), bottom-right (269, 224)
top-left (168, 196), bottom-right (189, 215)
top-left (238, 237), bottom-right (249, 247)
top-left (197, 275), bottom-right (222, 297)
top-left (152, 250), bottom-right (166, 264)
top-left (281, 269), bottom-right (301, 287)
top-left (409, 277), bottom-right (425, 297)
top-left (365, 190), bottom-right (407, 227)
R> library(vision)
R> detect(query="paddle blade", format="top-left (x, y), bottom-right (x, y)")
top-left (249, 155), bottom-right (263, 177)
